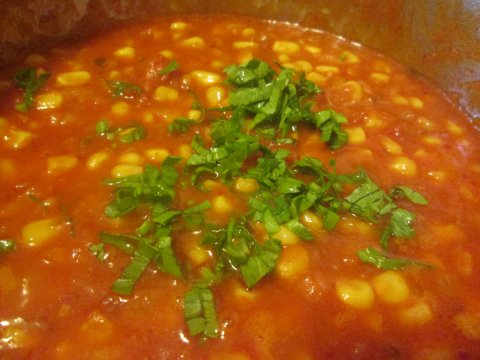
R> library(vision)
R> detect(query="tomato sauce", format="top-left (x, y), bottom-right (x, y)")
top-left (0, 15), bottom-right (479, 360)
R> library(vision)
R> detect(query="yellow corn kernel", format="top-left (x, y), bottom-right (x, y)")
top-left (114, 46), bottom-right (135, 59)
top-left (159, 50), bottom-right (174, 59)
top-left (108, 70), bottom-right (121, 80)
top-left (380, 136), bottom-right (402, 154)
top-left (276, 244), bottom-right (310, 279)
top-left (118, 152), bottom-right (143, 166)
top-left (304, 45), bottom-right (321, 54)
top-left (206, 86), bottom-right (225, 107)
top-left (233, 41), bottom-right (257, 49)
top-left (293, 60), bottom-right (313, 73)
top-left (399, 302), bottom-right (433, 326)
top-left (373, 60), bottom-right (392, 74)
top-left (345, 127), bottom-right (366, 144)
top-left (337, 216), bottom-right (372, 236)
top-left (413, 148), bottom-right (427, 158)
top-left (111, 164), bottom-right (143, 178)
top-left (372, 271), bottom-right (410, 304)
top-left (446, 120), bottom-right (464, 135)
top-left (340, 50), bottom-right (360, 64)
top-left (153, 86), bottom-right (179, 102)
top-left (36, 92), bottom-right (63, 110)
top-left (273, 225), bottom-right (300, 246)
top-left (190, 70), bottom-right (221, 86)
top-left (0, 265), bottom-right (17, 295)
top-left (455, 251), bottom-right (472, 276)
top-left (86, 151), bottom-right (110, 170)
top-left (1, 322), bottom-right (28, 349)
top-left (212, 195), bottom-right (232, 214)
top-left (0, 116), bottom-right (7, 129)
top-left (390, 156), bottom-right (417, 176)
top-left (278, 54), bottom-right (290, 63)
top-left (145, 148), bottom-right (169, 163)
top-left (178, 144), bottom-right (191, 158)
top-left (392, 94), bottom-right (409, 106)
top-left (423, 135), bottom-right (442, 146)
top-left (22, 218), bottom-right (61, 247)
top-left (0, 158), bottom-right (16, 177)
top-left (364, 115), bottom-right (385, 128)
top-left (110, 101), bottom-right (130, 117)
top-left (370, 72), bottom-right (390, 83)
top-left (234, 177), bottom-right (259, 194)
top-left (47, 155), bottom-right (78, 174)
top-left (233, 281), bottom-right (256, 301)
top-left (4, 129), bottom-right (33, 149)
top-left (454, 312), bottom-right (480, 340)
top-left (300, 211), bottom-right (323, 233)
top-left (80, 311), bottom-right (114, 343)
top-left (315, 65), bottom-right (340, 75)
top-left (242, 27), bottom-right (255, 36)
top-left (180, 36), bottom-right (205, 48)
top-left (56, 71), bottom-right (91, 86)
top-left (273, 40), bottom-right (301, 54)
top-left (187, 245), bottom-right (210, 265)
top-left (187, 109), bottom-right (202, 121)
top-left (417, 116), bottom-right (436, 130)
top-left (210, 60), bottom-right (224, 69)
top-left (409, 97), bottom-right (424, 109)
top-left (201, 179), bottom-right (219, 191)
top-left (24, 53), bottom-right (46, 65)
top-left (142, 111), bottom-right (154, 123)
top-left (343, 80), bottom-right (363, 102)
top-left (170, 21), bottom-right (187, 30)
top-left (427, 171), bottom-right (446, 181)
top-left (306, 72), bottom-right (327, 86)
top-left (335, 279), bottom-right (375, 309)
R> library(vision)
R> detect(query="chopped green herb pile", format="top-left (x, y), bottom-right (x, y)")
top-left (13, 67), bottom-right (51, 112)
top-left (91, 58), bottom-right (430, 340)
top-left (96, 119), bottom-right (145, 145)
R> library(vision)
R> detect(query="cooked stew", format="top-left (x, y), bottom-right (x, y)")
top-left (1, 15), bottom-right (479, 360)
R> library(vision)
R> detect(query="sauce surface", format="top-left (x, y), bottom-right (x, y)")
top-left (0, 15), bottom-right (480, 360)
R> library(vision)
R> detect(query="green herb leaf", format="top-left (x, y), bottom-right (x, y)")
top-left (13, 68), bottom-right (51, 112)
top-left (391, 186), bottom-right (428, 205)
top-left (158, 60), bottom-right (179, 76)
top-left (380, 208), bottom-right (416, 249)
top-left (96, 119), bottom-right (110, 135)
top-left (88, 243), bottom-right (106, 261)
top-left (168, 117), bottom-right (197, 134)
top-left (357, 247), bottom-right (432, 270)
top-left (109, 81), bottom-right (142, 98)
top-left (240, 239), bottom-right (282, 288)
top-left (184, 287), bottom-right (219, 338)
top-left (0, 239), bottom-right (15, 252)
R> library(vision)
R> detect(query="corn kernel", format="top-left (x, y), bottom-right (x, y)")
top-left (390, 156), bottom-right (417, 176)
top-left (306, 72), bottom-right (327, 86)
top-left (206, 86), bottom-right (225, 107)
top-left (417, 116), bottom-right (436, 130)
top-left (108, 70), bottom-right (121, 80)
top-left (373, 60), bottom-right (391, 74)
top-left (191, 71), bottom-right (221, 86)
top-left (399, 302), bottom-right (433, 326)
top-left (153, 86), bottom-right (179, 102)
top-left (111, 164), bottom-right (143, 177)
top-left (315, 65), bottom-right (340, 75)
top-left (0, 158), bottom-right (16, 177)
top-left (86, 151), bottom-right (110, 170)
top-left (114, 46), bottom-right (135, 59)
top-left (47, 155), bottom-right (78, 174)
top-left (145, 149), bottom-right (169, 163)
top-left (118, 152), bottom-right (144, 165)
top-left (454, 312), bottom-right (480, 340)
top-left (80, 311), bottom-right (113, 343)
top-left (142, 111), bottom-right (154, 123)
top-left (277, 54), bottom-right (290, 63)
top-left (409, 97), bottom-right (424, 109)
top-left (210, 60), bottom-right (224, 69)
top-left (242, 28), bottom-right (255, 36)
top-left (425, 171), bottom-right (445, 182)
top-left (292, 60), bottom-right (313, 73)
top-left (273, 225), bottom-right (300, 246)
top-left (304, 45), bottom-right (321, 54)
top-left (372, 271), bottom-right (410, 304)
top-left (276, 244), bottom-right (310, 279)
top-left (446, 120), bottom-right (464, 135)
top-left (335, 279), bottom-right (375, 309)
top-left (187, 109), bottom-right (202, 121)
top-left (345, 127), bottom-right (366, 144)
top-left (180, 36), bottom-right (205, 48)
top-left (109, 102), bottom-right (129, 117)
top-left (170, 21), bottom-right (187, 30)
top-left (423, 135), bottom-right (442, 146)
top-left (364, 115), bottom-right (385, 128)
top-left (202, 179), bottom-right (219, 191)
top-left (392, 94), bottom-right (409, 106)
top-left (22, 218), bottom-right (61, 247)
top-left (300, 211), bottom-right (323, 233)
top-left (340, 50), bottom-right (360, 64)
top-left (234, 177), bottom-right (259, 194)
top-left (370, 72), bottom-right (390, 83)
top-left (4, 130), bottom-right (33, 149)
top-left (187, 245), bottom-right (210, 265)
top-left (212, 195), bottom-right (232, 214)
top-left (36, 92), bottom-right (63, 110)
top-left (178, 144), bottom-right (191, 158)
top-left (56, 71), bottom-right (91, 86)
top-left (380, 136), bottom-right (402, 154)
top-left (1, 322), bottom-right (28, 349)
top-left (24, 53), bottom-right (46, 65)
top-left (273, 40), bottom-right (300, 54)
top-left (233, 41), bottom-right (257, 49)
top-left (159, 50), bottom-right (174, 59)
top-left (343, 80), bottom-right (363, 102)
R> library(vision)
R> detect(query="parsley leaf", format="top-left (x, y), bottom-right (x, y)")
top-left (13, 68), bottom-right (51, 112)
top-left (158, 60), bottom-right (179, 76)
top-left (184, 287), bottom-right (219, 338)
top-left (0, 239), bottom-right (15, 252)
top-left (391, 186), bottom-right (428, 205)
top-left (380, 208), bottom-right (416, 249)
top-left (109, 81), bottom-right (142, 98)
top-left (240, 239), bottom-right (282, 288)
top-left (168, 117), bottom-right (197, 134)
top-left (357, 247), bottom-right (432, 270)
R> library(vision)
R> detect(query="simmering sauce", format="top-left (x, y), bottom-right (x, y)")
top-left (0, 15), bottom-right (479, 360)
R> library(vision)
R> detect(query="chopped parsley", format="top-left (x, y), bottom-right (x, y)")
top-left (158, 60), bottom-right (179, 76)
top-left (109, 81), bottom-right (142, 98)
top-left (0, 239), bottom-right (15, 252)
top-left (168, 117), bottom-right (197, 134)
top-left (95, 120), bottom-right (145, 145)
top-left (13, 67), bottom-right (51, 112)
top-left (357, 247), bottom-right (432, 270)
top-left (184, 287), bottom-right (219, 338)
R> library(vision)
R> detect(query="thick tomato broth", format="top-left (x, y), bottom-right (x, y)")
top-left (0, 15), bottom-right (479, 360)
